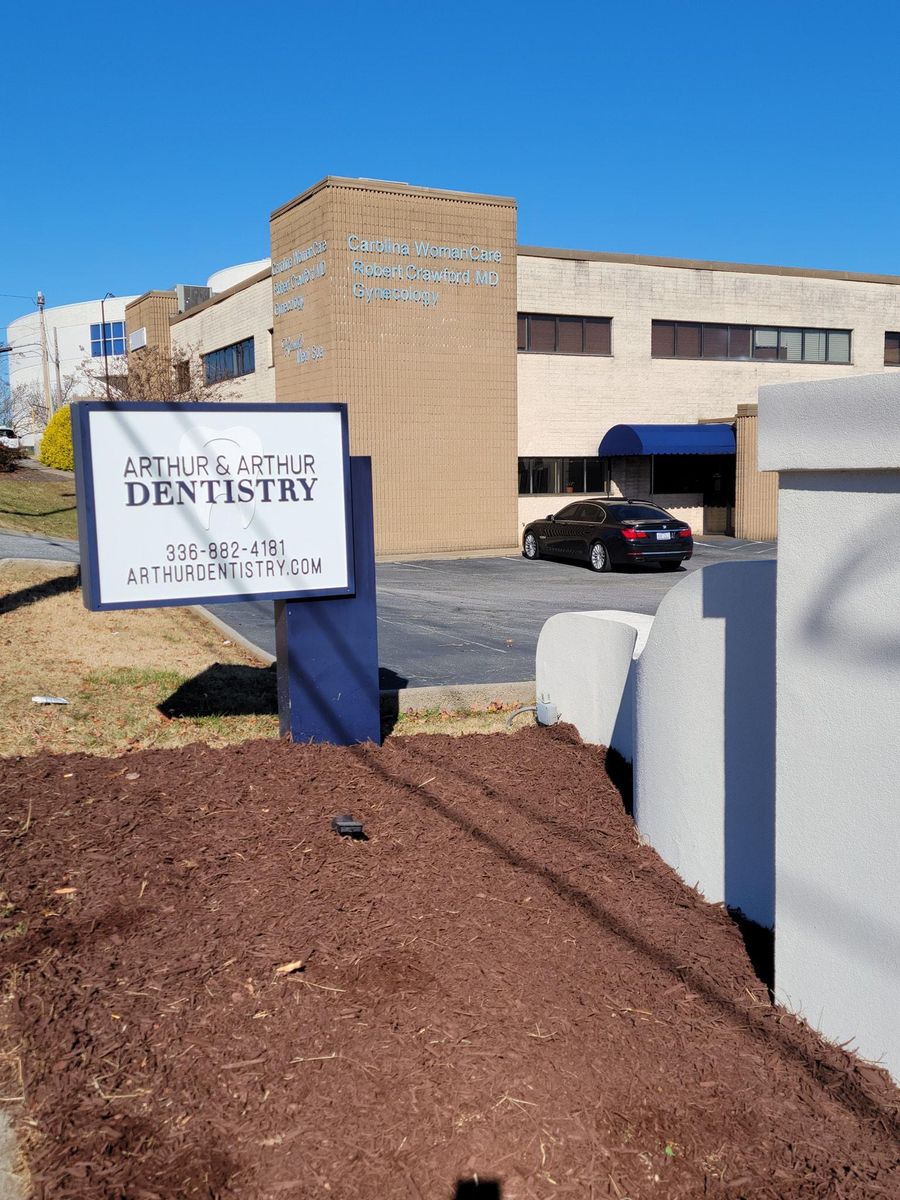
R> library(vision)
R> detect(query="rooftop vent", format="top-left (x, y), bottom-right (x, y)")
top-left (175, 284), bottom-right (212, 313)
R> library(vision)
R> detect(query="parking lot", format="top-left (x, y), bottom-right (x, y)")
top-left (215, 536), bottom-right (776, 689)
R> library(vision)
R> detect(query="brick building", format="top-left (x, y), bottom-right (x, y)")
top-left (118, 176), bottom-right (900, 550)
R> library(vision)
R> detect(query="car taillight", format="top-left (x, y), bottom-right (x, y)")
top-left (621, 528), bottom-right (648, 540)
top-left (678, 528), bottom-right (692, 539)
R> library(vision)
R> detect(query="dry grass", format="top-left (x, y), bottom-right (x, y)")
top-left (0, 471), bottom-right (78, 540)
top-left (390, 703), bottom-right (528, 737)
top-left (0, 562), bottom-right (521, 758)
top-left (0, 561), bottom-right (279, 757)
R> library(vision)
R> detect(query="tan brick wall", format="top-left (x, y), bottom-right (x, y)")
top-left (736, 407), bottom-right (778, 539)
top-left (125, 291), bottom-right (177, 359)
top-left (270, 178), bottom-right (518, 555)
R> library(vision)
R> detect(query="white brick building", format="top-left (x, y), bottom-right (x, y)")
top-left (155, 242), bottom-right (900, 539)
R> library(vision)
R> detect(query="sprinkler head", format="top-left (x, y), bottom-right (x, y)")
top-left (331, 814), bottom-right (365, 838)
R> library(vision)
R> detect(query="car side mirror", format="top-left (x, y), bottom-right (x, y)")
top-left (546, 514), bottom-right (555, 521)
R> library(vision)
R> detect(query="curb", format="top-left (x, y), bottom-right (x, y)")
top-left (0, 557), bottom-right (79, 572)
top-left (192, 607), bottom-right (535, 714)
top-left (191, 605), bottom-right (277, 665)
top-left (2, 560), bottom-right (536, 718)
top-left (384, 679), bottom-right (536, 713)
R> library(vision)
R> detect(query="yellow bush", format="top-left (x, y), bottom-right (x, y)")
top-left (39, 404), bottom-right (74, 471)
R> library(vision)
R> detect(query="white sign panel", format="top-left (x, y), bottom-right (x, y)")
top-left (73, 402), bottom-right (353, 610)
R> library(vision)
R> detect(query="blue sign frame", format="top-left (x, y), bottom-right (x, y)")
top-left (72, 400), bottom-right (356, 611)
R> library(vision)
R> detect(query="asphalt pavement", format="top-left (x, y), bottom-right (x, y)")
top-left (2, 532), bottom-right (775, 689)
top-left (210, 537), bottom-right (776, 688)
top-left (0, 530), bottom-right (80, 564)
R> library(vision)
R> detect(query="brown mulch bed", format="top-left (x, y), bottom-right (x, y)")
top-left (0, 727), bottom-right (897, 1199)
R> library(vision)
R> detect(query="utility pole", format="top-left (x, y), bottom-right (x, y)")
top-left (100, 292), bottom-right (114, 402)
top-left (53, 327), bottom-right (63, 408)
top-left (37, 291), bottom-right (53, 417)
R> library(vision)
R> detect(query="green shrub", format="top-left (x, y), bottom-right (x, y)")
top-left (39, 405), bottom-right (74, 471)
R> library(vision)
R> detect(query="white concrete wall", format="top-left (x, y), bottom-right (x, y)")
top-left (759, 373), bottom-right (900, 1082)
top-left (633, 560), bottom-right (777, 928)
top-left (6, 296), bottom-right (136, 404)
top-left (536, 611), bottom-right (653, 761)
top-left (171, 276), bottom-right (275, 405)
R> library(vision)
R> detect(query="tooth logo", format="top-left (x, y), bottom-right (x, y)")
top-left (179, 425), bottom-right (262, 531)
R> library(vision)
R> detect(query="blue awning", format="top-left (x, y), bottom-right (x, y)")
top-left (598, 423), bottom-right (735, 457)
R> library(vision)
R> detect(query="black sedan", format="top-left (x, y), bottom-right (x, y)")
top-left (522, 498), bottom-right (693, 572)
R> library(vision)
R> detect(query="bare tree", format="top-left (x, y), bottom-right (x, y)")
top-left (8, 373), bottom-right (85, 440)
top-left (0, 378), bottom-right (13, 428)
top-left (114, 344), bottom-right (235, 404)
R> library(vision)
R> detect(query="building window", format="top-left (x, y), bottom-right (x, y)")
top-left (885, 332), bottom-right (900, 365)
top-left (202, 337), bottom-right (255, 385)
top-left (90, 321), bottom-right (126, 357)
top-left (517, 314), bottom-right (612, 355)
top-left (651, 321), bottom-right (851, 364)
top-left (518, 457), bottom-right (608, 495)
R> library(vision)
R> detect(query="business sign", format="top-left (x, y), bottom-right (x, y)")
top-left (72, 402), bottom-right (354, 610)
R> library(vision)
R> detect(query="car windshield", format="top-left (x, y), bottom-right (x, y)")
top-left (607, 504), bottom-right (670, 522)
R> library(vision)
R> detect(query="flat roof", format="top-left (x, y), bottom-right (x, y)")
top-left (169, 239), bottom-right (900, 333)
top-left (517, 244), bottom-right (900, 287)
top-left (271, 175), bottom-right (518, 221)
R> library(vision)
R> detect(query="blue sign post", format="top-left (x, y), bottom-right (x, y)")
top-left (274, 457), bottom-right (381, 744)
top-left (71, 401), bottom-right (381, 747)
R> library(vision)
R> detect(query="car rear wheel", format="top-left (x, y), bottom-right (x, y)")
top-left (589, 541), bottom-right (610, 573)
top-left (523, 532), bottom-right (540, 560)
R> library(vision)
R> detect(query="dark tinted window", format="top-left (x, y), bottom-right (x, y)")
top-left (561, 457), bottom-right (585, 492)
top-left (702, 324), bottom-right (729, 357)
top-left (607, 504), bottom-right (671, 522)
top-left (584, 319), bottom-right (612, 354)
top-left (886, 332), bottom-right (900, 365)
top-left (557, 317), bottom-right (583, 353)
top-left (651, 321), bottom-right (675, 357)
top-left (578, 504), bottom-right (604, 521)
top-left (518, 314), bottom-right (612, 355)
top-left (675, 323), bottom-right (702, 358)
top-left (203, 337), bottom-right (255, 384)
top-left (585, 458), bottom-right (606, 491)
top-left (753, 328), bottom-right (778, 360)
top-left (729, 326), bottom-right (752, 357)
top-left (518, 457), bottom-right (609, 495)
top-left (530, 316), bottom-right (556, 352)
top-left (555, 504), bottom-right (581, 519)
top-left (652, 320), bottom-right (850, 363)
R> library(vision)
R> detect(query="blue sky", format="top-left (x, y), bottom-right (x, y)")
top-left (3, 0), bottom-right (899, 352)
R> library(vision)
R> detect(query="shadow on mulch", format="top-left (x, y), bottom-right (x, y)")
top-left (729, 906), bottom-right (775, 997)
top-left (604, 746), bottom-right (776, 996)
top-left (455, 1180), bottom-right (501, 1198)
top-left (604, 747), bottom-right (633, 816)
top-left (0, 570), bottom-right (80, 617)
top-left (381, 733), bottom-right (900, 1145)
